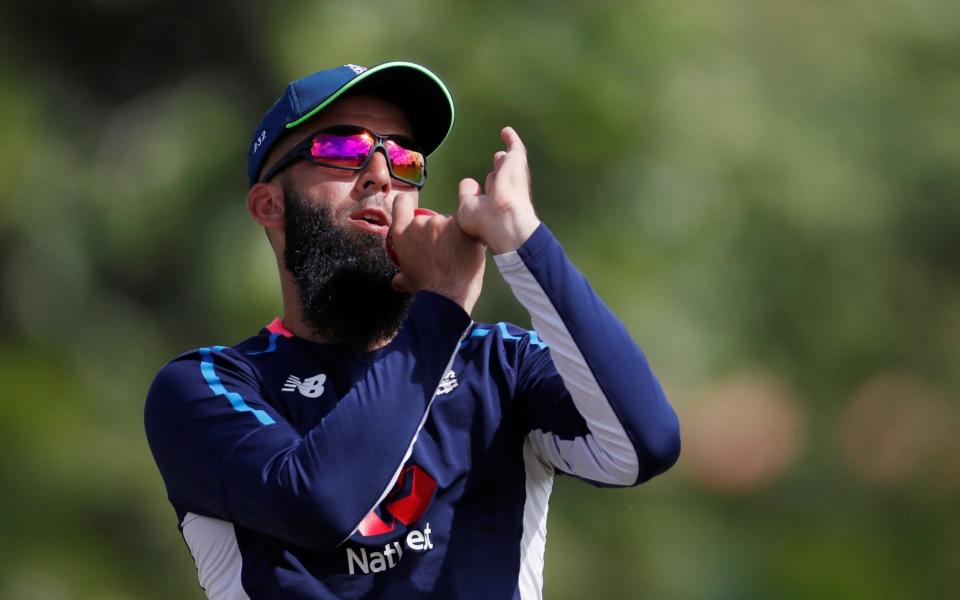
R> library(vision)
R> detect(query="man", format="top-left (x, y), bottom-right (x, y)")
top-left (145, 61), bottom-right (680, 599)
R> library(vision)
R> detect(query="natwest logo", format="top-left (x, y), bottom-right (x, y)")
top-left (344, 463), bottom-right (438, 575)
top-left (346, 523), bottom-right (433, 575)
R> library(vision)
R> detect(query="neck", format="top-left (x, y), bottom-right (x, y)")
top-left (277, 265), bottom-right (319, 341)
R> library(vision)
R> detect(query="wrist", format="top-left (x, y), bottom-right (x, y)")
top-left (423, 283), bottom-right (478, 315)
top-left (485, 213), bottom-right (541, 255)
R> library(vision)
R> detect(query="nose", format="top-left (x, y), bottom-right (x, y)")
top-left (357, 149), bottom-right (392, 195)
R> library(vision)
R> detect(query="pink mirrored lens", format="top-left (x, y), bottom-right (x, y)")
top-left (386, 141), bottom-right (425, 182)
top-left (311, 132), bottom-right (374, 168)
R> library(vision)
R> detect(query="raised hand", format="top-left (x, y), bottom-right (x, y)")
top-left (456, 127), bottom-right (541, 255)
top-left (388, 193), bottom-right (486, 314)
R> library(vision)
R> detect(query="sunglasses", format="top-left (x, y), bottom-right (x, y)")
top-left (260, 125), bottom-right (427, 188)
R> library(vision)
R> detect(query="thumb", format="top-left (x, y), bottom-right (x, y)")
top-left (457, 177), bottom-right (484, 223)
top-left (456, 194), bottom-right (486, 242)
top-left (459, 177), bottom-right (482, 200)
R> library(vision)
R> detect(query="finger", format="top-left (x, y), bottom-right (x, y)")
top-left (391, 192), bottom-right (417, 236)
top-left (484, 169), bottom-right (496, 194)
top-left (492, 150), bottom-right (507, 170)
top-left (501, 126), bottom-right (526, 154)
top-left (391, 272), bottom-right (410, 293)
top-left (459, 177), bottom-right (482, 199)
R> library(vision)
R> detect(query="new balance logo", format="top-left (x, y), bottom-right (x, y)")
top-left (436, 370), bottom-right (458, 395)
top-left (282, 373), bottom-right (326, 398)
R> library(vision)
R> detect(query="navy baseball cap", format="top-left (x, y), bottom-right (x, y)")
top-left (247, 61), bottom-right (454, 187)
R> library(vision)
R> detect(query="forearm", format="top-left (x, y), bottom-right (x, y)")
top-left (496, 224), bottom-right (680, 484)
top-left (147, 292), bottom-right (472, 550)
top-left (228, 292), bottom-right (471, 546)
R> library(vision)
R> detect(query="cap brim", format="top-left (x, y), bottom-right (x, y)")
top-left (286, 61), bottom-right (454, 156)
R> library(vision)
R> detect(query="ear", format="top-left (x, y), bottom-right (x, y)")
top-left (247, 182), bottom-right (284, 229)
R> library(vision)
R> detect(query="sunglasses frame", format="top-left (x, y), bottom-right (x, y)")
top-left (259, 125), bottom-right (427, 188)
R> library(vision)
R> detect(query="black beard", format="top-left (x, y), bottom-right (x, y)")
top-left (283, 186), bottom-right (410, 350)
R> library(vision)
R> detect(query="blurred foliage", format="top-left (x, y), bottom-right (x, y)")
top-left (1, 0), bottom-right (958, 598)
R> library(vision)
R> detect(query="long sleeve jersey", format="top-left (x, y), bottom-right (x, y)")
top-left (144, 224), bottom-right (681, 599)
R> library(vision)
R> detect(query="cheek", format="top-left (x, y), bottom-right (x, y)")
top-left (298, 181), bottom-right (355, 217)
top-left (291, 161), bottom-right (357, 196)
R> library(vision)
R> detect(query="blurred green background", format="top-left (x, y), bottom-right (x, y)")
top-left (1, 0), bottom-right (958, 598)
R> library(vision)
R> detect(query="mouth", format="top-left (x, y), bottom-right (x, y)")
top-left (349, 208), bottom-right (391, 236)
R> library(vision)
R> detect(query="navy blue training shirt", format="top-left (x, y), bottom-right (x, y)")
top-left (145, 224), bottom-right (681, 599)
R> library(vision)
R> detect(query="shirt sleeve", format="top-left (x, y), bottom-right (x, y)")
top-left (495, 224), bottom-right (681, 487)
top-left (144, 291), bottom-right (472, 550)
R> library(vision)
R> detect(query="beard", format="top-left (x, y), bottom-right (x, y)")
top-left (282, 185), bottom-right (410, 351)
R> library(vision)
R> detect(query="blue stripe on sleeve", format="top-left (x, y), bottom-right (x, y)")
top-left (459, 323), bottom-right (548, 350)
top-left (199, 346), bottom-right (276, 425)
top-left (496, 322), bottom-right (521, 341)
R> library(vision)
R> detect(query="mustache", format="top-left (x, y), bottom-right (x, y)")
top-left (351, 193), bottom-right (390, 214)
